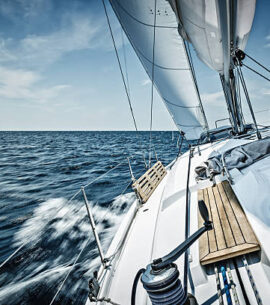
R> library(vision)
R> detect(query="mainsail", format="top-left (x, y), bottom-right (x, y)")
top-left (109, 0), bottom-right (208, 140)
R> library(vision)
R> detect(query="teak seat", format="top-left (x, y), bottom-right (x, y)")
top-left (132, 161), bottom-right (166, 203)
top-left (198, 181), bottom-right (260, 265)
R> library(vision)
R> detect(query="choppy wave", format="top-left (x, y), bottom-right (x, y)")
top-left (0, 193), bottom-right (135, 305)
top-left (0, 131), bottom-right (184, 304)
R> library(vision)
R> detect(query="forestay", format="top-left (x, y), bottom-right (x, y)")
top-left (109, 0), bottom-right (207, 139)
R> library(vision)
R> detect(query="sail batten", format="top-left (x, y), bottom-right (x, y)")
top-left (110, 0), bottom-right (207, 139)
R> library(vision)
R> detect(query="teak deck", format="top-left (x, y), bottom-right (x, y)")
top-left (132, 161), bottom-right (166, 203)
top-left (198, 181), bottom-right (260, 265)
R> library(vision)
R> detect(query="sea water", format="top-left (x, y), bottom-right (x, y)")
top-left (0, 131), bottom-right (188, 305)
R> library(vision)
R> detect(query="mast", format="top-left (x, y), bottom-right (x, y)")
top-left (217, 0), bottom-right (245, 134)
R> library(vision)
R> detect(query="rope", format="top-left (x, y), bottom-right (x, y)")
top-left (220, 266), bottom-right (232, 305)
top-left (49, 235), bottom-right (91, 305)
top-left (96, 180), bottom-right (133, 226)
top-left (242, 255), bottom-right (263, 305)
top-left (148, 0), bottom-right (157, 168)
top-left (0, 243), bottom-right (26, 270)
top-left (236, 65), bottom-right (261, 139)
top-left (183, 147), bottom-right (194, 295)
top-left (235, 67), bottom-right (245, 124)
top-left (83, 159), bottom-right (127, 188)
top-left (226, 263), bottom-right (240, 305)
top-left (242, 63), bottom-right (270, 82)
top-left (244, 52), bottom-right (270, 73)
top-left (185, 41), bottom-right (209, 131)
top-left (214, 265), bottom-right (224, 305)
top-left (0, 159), bottom-right (130, 270)
top-left (101, 0), bottom-right (138, 132)
top-left (0, 185), bottom-right (83, 270)
top-left (121, 28), bottom-right (130, 96)
top-left (131, 268), bottom-right (146, 305)
top-left (102, 0), bottom-right (148, 168)
top-left (66, 188), bottom-right (82, 204)
top-left (255, 109), bottom-right (270, 114)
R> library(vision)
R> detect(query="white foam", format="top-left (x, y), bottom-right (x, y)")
top-left (3, 192), bottom-right (135, 302)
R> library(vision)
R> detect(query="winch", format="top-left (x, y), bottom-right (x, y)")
top-left (132, 200), bottom-right (213, 305)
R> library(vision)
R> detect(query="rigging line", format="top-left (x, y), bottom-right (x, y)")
top-left (184, 40), bottom-right (209, 131)
top-left (235, 68), bottom-right (245, 124)
top-left (49, 236), bottom-right (91, 305)
top-left (102, 0), bottom-right (138, 132)
top-left (0, 243), bottom-right (26, 270)
top-left (242, 63), bottom-right (270, 82)
top-left (226, 262), bottom-right (240, 305)
top-left (148, 0), bottom-right (157, 168)
top-left (0, 186), bottom-right (84, 270)
top-left (236, 65), bottom-right (261, 140)
top-left (121, 28), bottom-right (130, 96)
top-left (214, 265), bottom-right (224, 305)
top-left (96, 180), bottom-right (133, 226)
top-left (183, 147), bottom-right (193, 296)
top-left (1, 163), bottom-right (135, 274)
top-left (83, 159), bottom-right (128, 189)
top-left (242, 255), bottom-right (263, 305)
top-left (255, 109), bottom-right (270, 114)
top-left (105, 1), bottom-right (148, 167)
top-left (244, 52), bottom-right (270, 73)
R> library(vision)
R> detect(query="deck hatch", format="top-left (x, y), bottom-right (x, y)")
top-left (198, 181), bottom-right (260, 265)
top-left (132, 161), bottom-right (166, 203)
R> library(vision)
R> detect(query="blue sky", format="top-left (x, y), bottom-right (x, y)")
top-left (0, 0), bottom-right (269, 131)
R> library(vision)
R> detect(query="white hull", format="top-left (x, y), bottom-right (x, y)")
top-left (87, 137), bottom-right (270, 304)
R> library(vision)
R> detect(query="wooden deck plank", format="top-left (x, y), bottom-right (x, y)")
top-left (203, 188), bottom-right (217, 253)
top-left (217, 183), bottom-right (245, 245)
top-left (132, 161), bottom-right (166, 203)
top-left (212, 185), bottom-right (236, 248)
top-left (198, 189), bottom-right (209, 259)
top-left (198, 181), bottom-right (260, 265)
top-left (200, 243), bottom-right (260, 266)
top-left (207, 187), bottom-right (226, 250)
top-left (222, 181), bottom-right (258, 245)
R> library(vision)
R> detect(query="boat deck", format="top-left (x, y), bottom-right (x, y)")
top-left (87, 138), bottom-right (270, 305)
top-left (198, 181), bottom-right (260, 265)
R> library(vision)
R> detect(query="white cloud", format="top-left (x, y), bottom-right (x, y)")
top-left (0, 17), bottom-right (104, 68)
top-left (22, 18), bottom-right (103, 63)
top-left (0, 66), bottom-right (69, 101)
top-left (201, 91), bottom-right (224, 104)
top-left (0, 9), bottom-right (124, 69)
top-left (0, 0), bottom-right (52, 20)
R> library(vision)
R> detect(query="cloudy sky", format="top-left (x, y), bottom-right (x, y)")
top-left (0, 0), bottom-right (269, 131)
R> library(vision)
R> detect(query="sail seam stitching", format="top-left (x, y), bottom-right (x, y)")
top-left (113, 0), bottom-right (178, 29)
top-left (164, 98), bottom-right (199, 109)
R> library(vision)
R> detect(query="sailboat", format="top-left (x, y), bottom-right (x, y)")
top-left (86, 0), bottom-right (270, 304)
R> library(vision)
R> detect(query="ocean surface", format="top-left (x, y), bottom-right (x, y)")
top-left (0, 131), bottom-right (189, 305)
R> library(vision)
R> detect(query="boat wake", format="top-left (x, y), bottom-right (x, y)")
top-left (0, 192), bottom-right (135, 305)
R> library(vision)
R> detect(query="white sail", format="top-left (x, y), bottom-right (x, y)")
top-left (171, 0), bottom-right (256, 73)
top-left (109, 0), bottom-right (207, 140)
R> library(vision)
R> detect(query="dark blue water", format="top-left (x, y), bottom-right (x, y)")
top-left (0, 131), bottom-right (188, 305)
